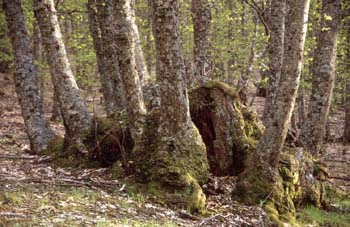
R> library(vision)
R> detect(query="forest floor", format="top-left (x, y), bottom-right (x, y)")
top-left (0, 74), bottom-right (349, 227)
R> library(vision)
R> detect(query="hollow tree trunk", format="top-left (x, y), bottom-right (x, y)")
top-left (86, 0), bottom-right (117, 115)
top-left (113, 0), bottom-right (146, 141)
top-left (263, 0), bottom-right (286, 124)
top-left (96, 0), bottom-right (126, 112)
top-left (299, 0), bottom-right (341, 154)
top-left (192, 0), bottom-right (212, 83)
top-left (33, 0), bottom-right (92, 138)
top-left (3, 0), bottom-right (55, 153)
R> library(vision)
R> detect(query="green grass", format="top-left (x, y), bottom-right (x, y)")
top-left (297, 206), bottom-right (350, 227)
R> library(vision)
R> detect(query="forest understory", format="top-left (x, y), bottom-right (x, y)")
top-left (0, 75), bottom-right (349, 227)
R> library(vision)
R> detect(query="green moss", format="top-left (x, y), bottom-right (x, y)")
top-left (192, 80), bottom-right (238, 98)
top-left (44, 114), bottom-right (133, 169)
top-left (131, 110), bottom-right (209, 213)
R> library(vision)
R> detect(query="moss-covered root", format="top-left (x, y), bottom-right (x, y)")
top-left (233, 168), bottom-right (296, 226)
top-left (131, 111), bottom-right (209, 213)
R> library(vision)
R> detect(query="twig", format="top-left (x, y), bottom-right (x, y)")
top-left (0, 155), bottom-right (35, 160)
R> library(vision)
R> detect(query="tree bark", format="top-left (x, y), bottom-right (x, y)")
top-left (113, 0), bottom-right (147, 141)
top-left (96, 0), bottom-right (126, 112)
top-left (344, 14), bottom-right (350, 143)
top-left (192, 0), bottom-right (212, 83)
top-left (3, 0), bottom-right (55, 153)
top-left (86, 0), bottom-right (117, 115)
top-left (258, 0), bottom-right (310, 167)
top-left (132, 0), bottom-right (209, 212)
top-left (263, 0), bottom-right (286, 124)
top-left (130, 0), bottom-right (150, 85)
top-left (236, 0), bottom-right (310, 208)
top-left (33, 0), bottom-right (92, 138)
top-left (32, 22), bottom-right (45, 104)
top-left (299, 0), bottom-right (341, 154)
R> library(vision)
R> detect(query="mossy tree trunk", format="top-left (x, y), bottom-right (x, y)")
top-left (132, 0), bottom-right (209, 213)
top-left (3, 0), bottom-right (55, 153)
top-left (299, 0), bottom-right (341, 154)
top-left (235, 0), bottom-right (310, 223)
top-left (33, 0), bottom-right (92, 138)
top-left (191, 0), bottom-right (212, 84)
top-left (189, 81), bottom-right (263, 176)
top-left (113, 0), bottom-right (147, 142)
top-left (87, 0), bottom-right (117, 116)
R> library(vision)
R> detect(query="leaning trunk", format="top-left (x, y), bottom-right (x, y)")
top-left (113, 0), bottom-right (146, 142)
top-left (33, 0), bottom-right (92, 138)
top-left (235, 0), bottom-right (310, 223)
top-left (299, 0), bottom-right (341, 154)
top-left (3, 0), bottom-right (55, 153)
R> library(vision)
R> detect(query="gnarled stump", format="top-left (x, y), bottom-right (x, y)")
top-left (189, 81), bottom-right (263, 176)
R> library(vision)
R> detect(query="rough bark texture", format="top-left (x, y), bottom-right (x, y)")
top-left (345, 82), bottom-right (350, 142)
top-left (113, 0), bottom-right (146, 141)
top-left (96, 0), bottom-right (126, 113)
top-left (50, 90), bottom-right (62, 121)
top-left (189, 81), bottom-right (263, 176)
top-left (263, 0), bottom-right (286, 124)
top-left (299, 0), bottom-right (341, 154)
top-left (132, 0), bottom-right (209, 213)
top-left (344, 15), bottom-right (350, 142)
top-left (3, 0), bottom-right (55, 153)
top-left (192, 0), bottom-right (212, 83)
top-left (235, 0), bottom-right (310, 224)
top-left (32, 22), bottom-right (44, 103)
top-left (33, 0), bottom-right (92, 138)
top-left (130, 0), bottom-right (150, 85)
top-left (87, 0), bottom-right (117, 115)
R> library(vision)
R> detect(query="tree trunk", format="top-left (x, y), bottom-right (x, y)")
top-left (50, 90), bottom-right (62, 121)
top-left (237, 10), bottom-right (258, 104)
top-left (132, 0), bottom-right (209, 212)
top-left (192, 0), bottom-right (212, 83)
top-left (33, 0), bottom-right (92, 138)
top-left (344, 15), bottom-right (350, 143)
top-left (130, 0), bottom-right (150, 85)
top-left (113, 0), bottom-right (146, 141)
top-left (32, 22), bottom-right (45, 104)
top-left (96, 0), bottom-right (126, 112)
top-left (235, 0), bottom-right (310, 221)
top-left (3, 0), bottom-right (55, 153)
top-left (86, 0), bottom-right (117, 115)
top-left (344, 82), bottom-right (350, 142)
top-left (263, 0), bottom-right (286, 124)
top-left (299, 0), bottom-right (341, 154)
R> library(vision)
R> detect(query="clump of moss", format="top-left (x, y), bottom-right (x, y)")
top-left (131, 110), bottom-right (209, 213)
top-left (44, 114), bottom-right (133, 169)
